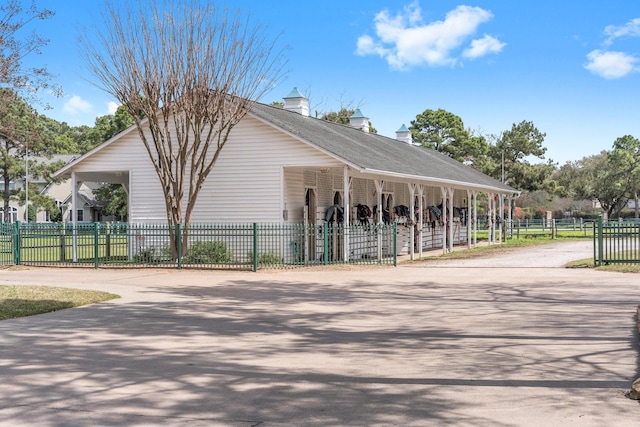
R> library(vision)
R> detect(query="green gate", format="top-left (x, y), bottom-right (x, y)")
top-left (594, 216), bottom-right (640, 265)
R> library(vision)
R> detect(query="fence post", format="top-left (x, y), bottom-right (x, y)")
top-left (596, 215), bottom-right (603, 266)
top-left (105, 222), bottom-right (111, 259)
top-left (60, 223), bottom-right (66, 262)
top-left (393, 222), bottom-right (397, 267)
top-left (252, 223), bottom-right (258, 272)
top-left (323, 222), bottom-right (329, 265)
top-left (13, 221), bottom-right (20, 265)
top-left (552, 219), bottom-right (556, 239)
top-left (177, 223), bottom-right (182, 270)
top-left (93, 222), bottom-right (99, 269)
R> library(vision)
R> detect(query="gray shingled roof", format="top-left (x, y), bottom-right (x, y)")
top-left (249, 102), bottom-right (517, 194)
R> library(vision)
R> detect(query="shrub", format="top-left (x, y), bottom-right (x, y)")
top-left (512, 206), bottom-right (525, 220)
top-left (247, 251), bottom-right (284, 264)
top-left (133, 247), bottom-right (159, 263)
top-left (183, 241), bottom-right (232, 264)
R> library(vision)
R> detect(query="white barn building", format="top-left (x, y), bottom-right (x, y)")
top-left (54, 88), bottom-right (519, 261)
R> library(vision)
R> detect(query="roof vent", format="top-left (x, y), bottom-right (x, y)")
top-left (349, 109), bottom-right (369, 133)
top-left (283, 87), bottom-right (309, 117)
top-left (395, 124), bottom-right (412, 144)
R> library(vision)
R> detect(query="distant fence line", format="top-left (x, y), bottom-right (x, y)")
top-left (503, 218), bottom-right (595, 239)
top-left (0, 222), bottom-right (398, 270)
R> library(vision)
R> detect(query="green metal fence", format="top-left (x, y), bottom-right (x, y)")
top-left (0, 222), bottom-right (398, 270)
top-left (0, 222), bottom-right (13, 265)
top-left (504, 218), bottom-right (594, 239)
top-left (594, 217), bottom-right (640, 265)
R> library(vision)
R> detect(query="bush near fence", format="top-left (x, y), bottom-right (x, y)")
top-left (0, 222), bottom-right (398, 270)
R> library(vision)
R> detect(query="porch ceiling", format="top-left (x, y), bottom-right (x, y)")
top-left (73, 171), bottom-right (129, 185)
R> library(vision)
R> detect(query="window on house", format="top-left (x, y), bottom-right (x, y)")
top-left (77, 209), bottom-right (84, 222)
top-left (0, 207), bottom-right (18, 223)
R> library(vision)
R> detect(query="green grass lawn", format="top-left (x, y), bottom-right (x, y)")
top-left (565, 255), bottom-right (640, 273)
top-left (0, 285), bottom-right (120, 320)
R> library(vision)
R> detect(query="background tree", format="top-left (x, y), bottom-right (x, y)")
top-left (93, 105), bottom-right (136, 143)
top-left (81, 0), bottom-right (286, 257)
top-left (320, 108), bottom-right (378, 134)
top-left (609, 135), bottom-right (640, 218)
top-left (409, 108), bottom-right (487, 164)
top-left (92, 183), bottom-right (128, 221)
top-left (484, 121), bottom-right (554, 192)
top-left (0, 0), bottom-right (60, 105)
top-left (556, 151), bottom-right (628, 218)
top-left (0, 90), bottom-right (38, 221)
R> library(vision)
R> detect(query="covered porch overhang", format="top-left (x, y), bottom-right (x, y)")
top-left (293, 164), bottom-right (519, 261)
top-left (56, 170), bottom-right (130, 261)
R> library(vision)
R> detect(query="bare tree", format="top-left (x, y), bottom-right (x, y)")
top-left (81, 0), bottom-right (286, 257)
top-left (0, 0), bottom-right (61, 105)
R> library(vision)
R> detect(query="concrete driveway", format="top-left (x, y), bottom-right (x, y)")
top-left (0, 241), bottom-right (639, 426)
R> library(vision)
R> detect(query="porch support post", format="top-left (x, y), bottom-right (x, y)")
top-left (466, 190), bottom-right (472, 248)
top-left (418, 184), bottom-right (424, 258)
top-left (499, 193), bottom-right (504, 243)
top-left (71, 171), bottom-right (78, 262)
top-left (375, 180), bottom-right (384, 261)
top-left (343, 167), bottom-right (351, 262)
top-left (440, 186), bottom-right (448, 254)
top-left (448, 187), bottom-right (455, 253)
top-left (409, 183), bottom-right (416, 260)
top-left (488, 193), bottom-right (495, 245)
top-left (472, 191), bottom-right (478, 246)
top-left (507, 194), bottom-right (513, 240)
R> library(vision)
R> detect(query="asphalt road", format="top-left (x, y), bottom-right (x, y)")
top-left (0, 240), bottom-right (638, 426)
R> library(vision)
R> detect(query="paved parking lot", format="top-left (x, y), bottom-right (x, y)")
top-left (0, 241), bottom-right (639, 426)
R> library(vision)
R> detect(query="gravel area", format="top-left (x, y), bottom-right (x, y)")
top-left (419, 240), bottom-right (594, 268)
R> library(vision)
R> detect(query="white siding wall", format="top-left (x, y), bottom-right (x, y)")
top-left (68, 114), bottom-right (341, 224)
top-left (71, 130), bottom-right (166, 223)
top-left (284, 169), bottom-right (305, 222)
top-left (193, 115), bottom-right (341, 222)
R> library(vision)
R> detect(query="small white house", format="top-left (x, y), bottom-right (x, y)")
top-left (54, 88), bottom-right (519, 259)
top-left (1, 154), bottom-right (83, 224)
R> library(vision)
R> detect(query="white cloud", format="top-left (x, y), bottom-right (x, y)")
top-left (106, 101), bottom-right (119, 115)
top-left (586, 18), bottom-right (640, 79)
top-left (62, 95), bottom-right (93, 115)
top-left (463, 35), bottom-right (506, 59)
top-left (603, 17), bottom-right (640, 46)
top-left (355, 2), bottom-right (503, 70)
top-left (584, 49), bottom-right (638, 79)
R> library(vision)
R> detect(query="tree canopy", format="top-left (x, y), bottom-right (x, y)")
top-left (409, 108), bottom-right (486, 163)
top-left (320, 108), bottom-right (378, 134)
top-left (0, 89), bottom-right (55, 221)
top-left (484, 120), bottom-right (554, 193)
top-left (609, 135), bottom-right (640, 218)
top-left (0, 0), bottom-right (61, 105)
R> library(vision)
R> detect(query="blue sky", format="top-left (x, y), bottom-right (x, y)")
top-left (25, 0), bottom-right (640, 165)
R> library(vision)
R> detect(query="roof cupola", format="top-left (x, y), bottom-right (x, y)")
top-left (283, 87), bottom-right (309, 117)
top-left (395, 124), bottom-right (412, 144)
top-left (349, 108), bottom-right (369, 133)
